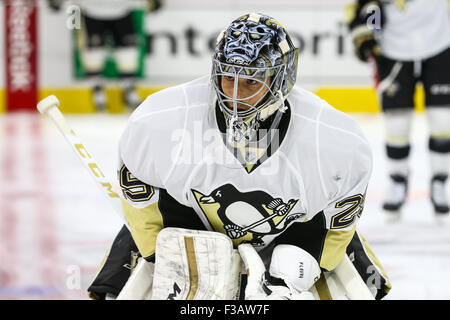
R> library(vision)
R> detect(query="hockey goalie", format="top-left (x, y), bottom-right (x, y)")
top-left (87, 13), bottom-right (391, 300)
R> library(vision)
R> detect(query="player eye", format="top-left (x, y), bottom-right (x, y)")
top-left (247, 79), bottom-right (258, 85)
top-left (225, 75), bottom-right (234, 82)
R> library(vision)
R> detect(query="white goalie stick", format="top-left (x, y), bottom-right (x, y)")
top-left (37, 95), bottom-right (129, 228)
top-left (332, 255), bottom-right (375, 300)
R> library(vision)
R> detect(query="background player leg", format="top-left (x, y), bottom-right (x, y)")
top-left (426, 108), bottom-right (450, 218)
top-left (375, 55), bottom-right (416, 221)
top-left (382, 109), bottom-right (413, 219)
top-left (81, 14), bottom-right (108, 111)
top-left (111, 12), bottom-right (143, 109)
top-left (422, 47), bottom-right (450, 219)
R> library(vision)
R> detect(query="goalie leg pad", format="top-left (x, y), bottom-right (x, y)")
top-left (150, 228), bottom-right (242, 300)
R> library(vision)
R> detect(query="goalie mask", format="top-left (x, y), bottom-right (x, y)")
top-left (211, 13), bottom-right (299, 144)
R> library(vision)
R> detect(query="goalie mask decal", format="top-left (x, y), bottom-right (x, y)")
top-left (192, 184), bottom-right (304, 247)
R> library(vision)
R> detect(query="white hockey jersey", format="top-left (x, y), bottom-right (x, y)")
top-left (118, 76), bottom-right (373, 270)
top-left (379, 0), bottom-right (450, 60)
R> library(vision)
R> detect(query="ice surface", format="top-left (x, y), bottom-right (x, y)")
top-left (0, 110), bottom-right (448, 300)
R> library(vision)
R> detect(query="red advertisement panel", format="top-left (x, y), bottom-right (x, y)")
top-left (5, 0), bottom-right (38, 112)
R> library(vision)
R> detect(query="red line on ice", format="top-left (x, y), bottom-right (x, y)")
top-left (0, 120), bottom-right (18, 292)
top-left (30, 115), bottom-right (64, 299)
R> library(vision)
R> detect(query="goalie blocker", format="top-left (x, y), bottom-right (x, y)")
top-left (88, 227), bottom-right (390, 300)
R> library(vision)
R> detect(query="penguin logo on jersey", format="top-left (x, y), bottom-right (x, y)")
top-left (192, 184), bottom-right (304, 246)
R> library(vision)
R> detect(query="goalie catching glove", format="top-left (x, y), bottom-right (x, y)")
top-left (239, 244), bottom-right (321, 300)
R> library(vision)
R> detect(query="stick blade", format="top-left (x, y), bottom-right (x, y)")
top-left (37, 95), bottom-right (60, 114)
